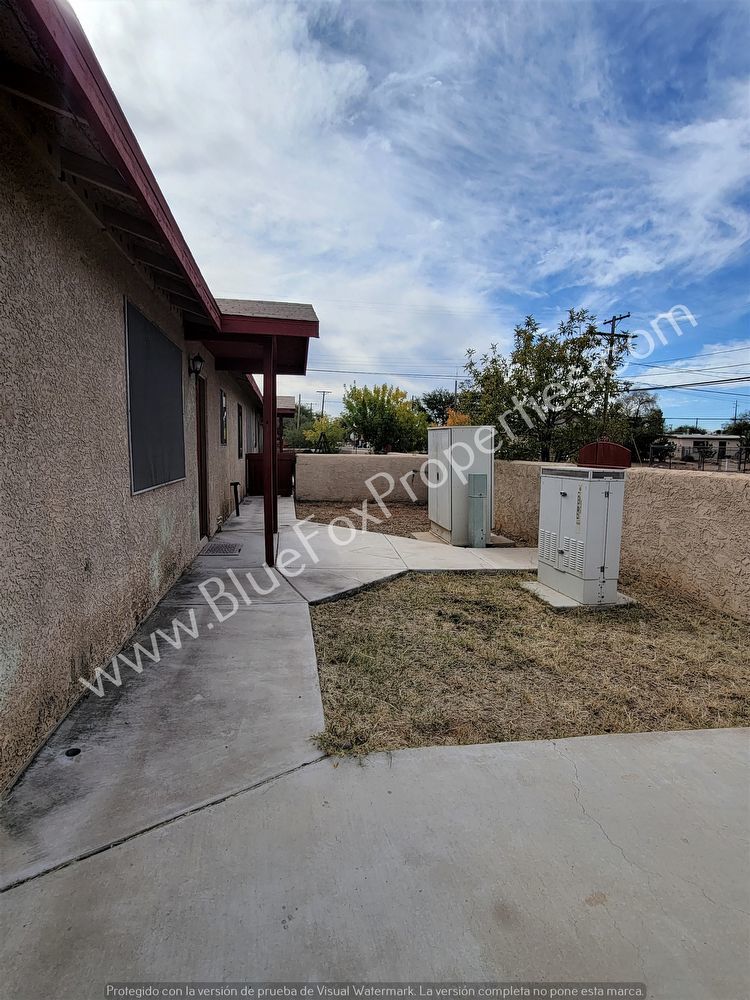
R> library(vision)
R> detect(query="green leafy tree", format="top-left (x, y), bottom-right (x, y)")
top-left (671, 424), bottom-right (708, 434)
top-left (282, 403), bottom-right (317, 449)
top-left (650, 438), bottom-right (676, 463)
top-left (610, 390), bottom-right (666, 463)
top-left (303, 415), bottom-right (346, 452)
top-left (464, 309), bottom-right (628, 461)
top-left (341, 384), bottom-right (428, 453)
top-left (419, 388), bottom-right (456, 426)
top-left (722, 410), bottom-right (750, 444)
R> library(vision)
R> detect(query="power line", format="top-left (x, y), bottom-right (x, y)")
top-left (623, 377), bottom-right (750, 392)
top-left (627, 361), bottom-right (750, 375)
top-left (628, 345), bottom-right (750, 365)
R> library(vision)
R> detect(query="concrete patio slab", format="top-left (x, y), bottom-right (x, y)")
top-left (277, 523), bottom-right (406, 570)
top-left (1, 729), bottom-right (746, 999)
top-left (224, 496), bottom-right (298, 530)
top-left (521, 580), bottom-right (636, 610)
top-left (475, 545), bottom-right (539, 570)
top-left (158, 566), bottom-right (303, 606)
top-left (190, 530), bottom-right (268, 570)
top-left (285, 567), bottom-right (406, 604)
top-left (383, 533), bottom-right (499, 570)
top-left (0, 602), bottom-right (323, 890)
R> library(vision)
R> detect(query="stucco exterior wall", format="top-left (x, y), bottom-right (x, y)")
top-left (188, 348), bottom-right (259, 531)
top-left (493, 461), bottom-right (750, 620)
top-left (295, 454), bottom-right (428, 504)
top-left (0, 103), bottom-right (258, 788)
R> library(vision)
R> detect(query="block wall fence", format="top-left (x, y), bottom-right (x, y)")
top-left (295, 454), bottom-right (750, 620)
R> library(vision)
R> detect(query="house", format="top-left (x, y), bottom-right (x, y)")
top-left (666, 433), bottom-right (742, 461)
top-left (0, 0), bottom-right (318, 786)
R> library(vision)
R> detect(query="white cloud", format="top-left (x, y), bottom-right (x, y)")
top-left (71, 0), bottom-right (750, 409)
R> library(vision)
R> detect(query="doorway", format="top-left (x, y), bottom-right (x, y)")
top-left (195, 376), bottom-right (209, 538)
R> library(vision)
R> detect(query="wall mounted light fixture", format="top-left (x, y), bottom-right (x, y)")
top-left (188, 353), bottom-right (205, 377)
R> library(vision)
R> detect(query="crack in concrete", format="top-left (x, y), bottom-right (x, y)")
top-left (549, 739), bottom-right (749, 919)
top-left (602, 901), bottom-right (648, 982)
top-left (0, 753), bottom-right (328, 896)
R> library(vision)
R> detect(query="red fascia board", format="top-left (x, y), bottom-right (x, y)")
top-left (245, 375), bottom-right (263, 407)
top-left (19, 0), bottom-right (221, 330)
top-left (220, 314), bottom-right (319, 339)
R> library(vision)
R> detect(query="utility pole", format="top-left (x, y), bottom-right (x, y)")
top-left (316, 390), bottom-right (330, 416)
top-left (593, 312), bottom-right (632, 437)
top-left (296, 393), bottom-right (301, 431)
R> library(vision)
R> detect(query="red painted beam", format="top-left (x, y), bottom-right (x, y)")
top-left (220, 314), bottom-right (319, 339)
top-left (262, 337), bottom-right (277, 567)
top-left (16, 0), bottom-right (221, 330)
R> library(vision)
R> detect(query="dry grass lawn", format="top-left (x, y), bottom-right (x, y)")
top-left (311, 571), bottom-right (749, 755)
top-left (296, 501), bottom-right (430, 538)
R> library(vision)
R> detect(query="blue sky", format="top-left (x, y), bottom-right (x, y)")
top-left (72, 0), bottom-right (750, 427)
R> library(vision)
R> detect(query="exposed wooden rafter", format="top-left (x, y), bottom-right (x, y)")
top-left (60, 147), bottom-right (135, 199)
top-left (150, 272), bottom-right (195, 296)
top-left (168, 290), bottom-right (203, 312)
top-left (102, 205), bottom-right (161, 244)
top-left (0, 58), bottom-right (84, 121)
top-left (132, 245), bottom-right (184, 277)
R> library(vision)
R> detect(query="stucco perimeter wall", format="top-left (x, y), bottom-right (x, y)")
top-left (296, 454), bottom-right (428, 504)
top-left (0, 103), bottom-right (254, 789)
top-left (493, 461), bottom-right (750, 620)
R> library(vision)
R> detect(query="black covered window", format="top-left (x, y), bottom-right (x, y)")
top-left (126, 301), bottom-right (185, 493)
top-left (220, 390), bottom-right (228, 445)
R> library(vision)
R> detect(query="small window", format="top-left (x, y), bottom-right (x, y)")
top-left (220, 389), bottom-right (227, 445)
top-left (238, 403), bottom-right (243, 458)
top-left (125, 301), bottom-right (185, 493)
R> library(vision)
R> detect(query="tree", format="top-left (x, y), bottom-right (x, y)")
top-left (282, 402), bottom-right (316, 449)
top-left (420, 388), bottom-right (455, 426)
top-left (464, 309), bottom-right (628, 461)
top-left (649, 438), bottom-right (676, 463)
top-left (341, 384), bottom-right (428, 453)
top-left (671, 424), bottom-right (708, 435)
top-left (610, 390), bottom-right (666, 462)
top-left (446, 407), bottom-right (470, 426)
top-left (303, 415), bottom-right (346, 452)
top-left (722, 410), bottom-right (750, 444)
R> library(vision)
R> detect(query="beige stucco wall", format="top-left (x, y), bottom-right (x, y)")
top-left (189, 349), bottom-right (259, 531)
top-left (493, 461), bottom-right (750, 620)
top-left (295, 453), bottom-right (428, 504)
top-left (0, 102), bottom-right (258, 788)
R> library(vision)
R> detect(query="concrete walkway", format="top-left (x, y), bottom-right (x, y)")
top-left (1, 500), bottom-right (747, 999)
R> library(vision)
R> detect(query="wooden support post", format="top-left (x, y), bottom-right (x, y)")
top-left (271, 337), bottom-right (279, 534)
top-left (262, 338), bottom-right (275, 566)
top-left (262, 337), bottom-right (277, 566)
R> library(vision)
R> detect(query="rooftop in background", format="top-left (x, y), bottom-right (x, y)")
top-left (668, 433), bottom-right (742, 440)
top-left (277, 395), bottom-right (297, 415)
top-left (217, 300), bottom-right (318, 323)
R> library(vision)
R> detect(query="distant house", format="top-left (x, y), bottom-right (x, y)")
top-left (0, 0), bottom-right (319, 786)
top-left (666, 434), bottom-right (742, 461)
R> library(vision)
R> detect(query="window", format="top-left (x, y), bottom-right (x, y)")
top-left (220, 389), bottom-right (227, 445)
top-left (125, 301), bottom-right (185, 493)
top-left (238, 403), bottom-right (243, 458)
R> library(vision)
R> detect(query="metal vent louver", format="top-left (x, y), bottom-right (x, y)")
top-left (563, 537), bottom-right (585, 574)
top-left (538, 529), bottom-right (557, 565)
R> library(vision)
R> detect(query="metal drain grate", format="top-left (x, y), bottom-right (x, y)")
top-left (202, 542), bottom-right (243, 556)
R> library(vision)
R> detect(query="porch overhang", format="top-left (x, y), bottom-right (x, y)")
top-left (185, 299), bottom-right (318, 376)
top-left (6, 1), bottom-right (319, 570)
